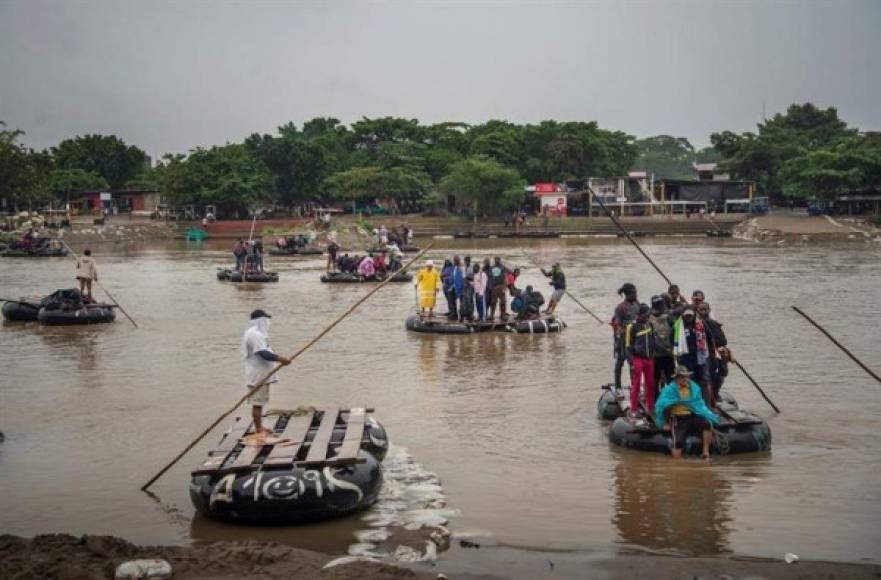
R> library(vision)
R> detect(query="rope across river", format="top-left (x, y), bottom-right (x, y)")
top-left (141, 243), bottom-right (433, 492)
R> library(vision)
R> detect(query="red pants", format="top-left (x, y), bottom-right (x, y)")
top-left (630, 356), bottom-right (656, 413)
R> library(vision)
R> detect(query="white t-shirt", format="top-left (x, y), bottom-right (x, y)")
top-left (241, 318), bottom-right (279, 386)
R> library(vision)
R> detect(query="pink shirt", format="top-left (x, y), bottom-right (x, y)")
top-left (359, 257), bottom-right (375, 276)
top-left (473, 271), bottom-right (488, 295)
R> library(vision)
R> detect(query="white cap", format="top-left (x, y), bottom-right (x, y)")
top-left (426, 259), bottom-right (434, 267)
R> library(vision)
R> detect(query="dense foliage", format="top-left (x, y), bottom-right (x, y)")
top-left (2, 103), bottom-right (879, 214)
top-left (711, 103), bottom-right (881, 200)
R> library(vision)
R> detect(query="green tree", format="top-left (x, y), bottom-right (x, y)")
top-left (52, 134), bottom-right (146, 189)
top-left (49, 169), bottom-right (108, 203)
top-left (170, 145), bottom-right (273, 217)
top-left (0, 122), bottom-right (53, 210)
top-left (439, 156), bottom-right (524, 219)
top-left (711, 103), bottom-right (856, 198)
top-left (632, 135), bottom-right (695, 179)
top-left (778, 136), bottom-right (881, 200)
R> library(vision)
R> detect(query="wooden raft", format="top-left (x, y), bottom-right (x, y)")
top-left (193, 407), bottom-right (372, 475)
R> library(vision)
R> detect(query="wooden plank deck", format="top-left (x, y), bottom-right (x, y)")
top-left (263, 411), bottom-right (315, 467)
top-left (302, 407), bottom-right (341, 466)
top-left (194, 418), bottom-right (252, 473)
top-left (193, 408), bottom-right (373, 475)
top-left (226, 415), bottom-right (282, 471)
top-left (335, 408), bottom-right (366, 462)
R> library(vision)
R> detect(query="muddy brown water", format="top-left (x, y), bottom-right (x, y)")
top-left (1, 237), bottom-right (879, 564)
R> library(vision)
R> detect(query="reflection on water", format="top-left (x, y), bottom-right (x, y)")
top-left (612, 454), bottom-right (734, 554)
top-left (1, 238), bottom-right (880, 564)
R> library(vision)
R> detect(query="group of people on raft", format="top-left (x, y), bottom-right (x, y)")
top-left (612, 283), bottom-right (729, 459)
top-left (6, 227), bottom-right (60, 253)
top-left (414, 256), bottom-right (567, 323)
top-left (333, 249), bottom-right (404, 278)
top-left (231, 238), bottom-right (266, 273)
top-left (372, 223), bottom-right (413, 248)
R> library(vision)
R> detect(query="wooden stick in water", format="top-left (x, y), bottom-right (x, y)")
top-left (792, 305), bottom-right (881, 384)
top-left (140, 243), bottom-right (434, 492)
top-left (59, 240), bottom-right (139, 328)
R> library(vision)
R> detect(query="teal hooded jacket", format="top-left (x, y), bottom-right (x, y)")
top-left (654, 379), bottom-right (721, 428)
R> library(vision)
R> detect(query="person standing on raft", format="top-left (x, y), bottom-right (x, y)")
top-left (415, 259), bottom-right (441, 318)
top-left (75, 248), bottom-right (98, 302)
top-left (241, 310), bottom-right (292, 437)
top-left (540, 263), bottom-right (566, 315)
top-left (655, 366), bottom-right (720, 460)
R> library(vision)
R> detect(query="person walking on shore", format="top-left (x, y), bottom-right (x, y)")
top-left (241, 310), bottom-right (292, 438)
top-left (75, 248), bottom-right (98, 302)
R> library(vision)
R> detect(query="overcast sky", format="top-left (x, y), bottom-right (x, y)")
top-left (1, 0), bottom-right (879, 158)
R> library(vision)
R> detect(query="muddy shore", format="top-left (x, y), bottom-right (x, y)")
top-left (4, 534), bottom-right (881, 580)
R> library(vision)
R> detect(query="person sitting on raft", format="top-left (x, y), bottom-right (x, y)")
top-left (358, 254), bottom-right (376, 279)
top-left (655, 366), bottom-right (720, 460)
top-left (374, 252), bottom-right (388, 277)
top-left (510, 285), bottom-right (543, 321)
top-left (415, 259), bottom-right (441, 318)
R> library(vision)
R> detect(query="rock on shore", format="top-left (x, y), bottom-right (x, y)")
top-left (0, 534), bottom-right (437, 580)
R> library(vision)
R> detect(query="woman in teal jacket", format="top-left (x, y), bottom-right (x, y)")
top-left (655, 366), bottom-right (721, 459)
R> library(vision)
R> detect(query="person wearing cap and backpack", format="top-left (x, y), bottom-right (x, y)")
top-left (649, 295), bottom-right (675, 395)
top-left (241, 310), bottom-right (292, 438)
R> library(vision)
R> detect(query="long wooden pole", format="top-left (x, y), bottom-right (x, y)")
top-left (587, 186), bottom-right (673, 286)
top-left (523, 253), bottom-right (604, 325)
top-left (792, 305), bottom-right (881, 384)
top-left (586, 186), bottom-right (780, 413)
top-left (730, 359), bottom-right (781, 414)
top-left (59, 239), bottom-right (138, 328)
top-left (141, 243), bottom-right (433, 492)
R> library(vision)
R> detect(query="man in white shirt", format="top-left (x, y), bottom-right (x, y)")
top-left (241, 310), bottom-right (291, 436)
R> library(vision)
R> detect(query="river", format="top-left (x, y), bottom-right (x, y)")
top-left (1, 237), bottom-right (879, 565)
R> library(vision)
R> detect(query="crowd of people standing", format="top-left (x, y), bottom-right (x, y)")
top-left (612, 283), bottom-right (729, 417)
top-left (415, 256), bottom-right (566, 323)
top-left (232, 238), bottom-right (265, 273)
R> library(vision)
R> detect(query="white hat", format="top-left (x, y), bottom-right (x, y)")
top-left (425, 259), bottom-right (434, 267)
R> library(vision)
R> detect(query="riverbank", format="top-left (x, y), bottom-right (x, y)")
top-left (4, 534), bottom-right (880, 580)
top-left (734, 212), bottom-right (880, 242)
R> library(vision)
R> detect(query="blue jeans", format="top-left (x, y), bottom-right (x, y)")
top-left (475, 293), bottom-right (486, 321)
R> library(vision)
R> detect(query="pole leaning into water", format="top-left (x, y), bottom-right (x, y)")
top-left (586, 185), bottom-right (672, 287)
top-left (141, 243), bottom-right (434, 492)
top-left (522, 252), bottom-right (604, 325)
top-left (586, 186), bottom-right (780, 413)
top-left (792, 305), bottom-right (881, 384)
top-left (59, 239), bottom-right (139, 328)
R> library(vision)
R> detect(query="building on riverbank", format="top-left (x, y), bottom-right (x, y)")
top-left (76, 188), bottom-right (161, 216)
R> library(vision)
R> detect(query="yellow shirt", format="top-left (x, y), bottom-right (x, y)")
top-left (669, 384), bottom-right (692, 416)
top-left (416, 267), bottom-right (440, 308)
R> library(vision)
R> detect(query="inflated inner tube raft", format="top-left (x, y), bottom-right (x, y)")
top-left (268, 247), bottom-right (323, 256)
top-left (405, 314), bottom-right (565, 334)
top-left (190, 408), bottom-right (387, 525)
top-left (38, 305), bottom-right (115, 325)
top-left (217, 269), bottom-right (279, 283)
top-left (321, 271), bottom-right (413, 283)
top-left (2, 300), bottom-right (40, 322)
top-left (609, 408), bottom-right (771, 456)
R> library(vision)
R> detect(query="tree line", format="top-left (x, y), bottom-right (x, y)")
top-left (2, 103), bottom-right (879, 216)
